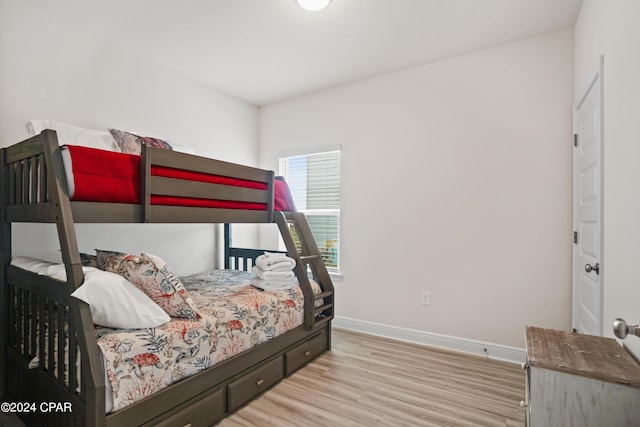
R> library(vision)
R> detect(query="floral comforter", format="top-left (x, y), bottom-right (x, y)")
top-left (96, 269), bottom-right (319, 412)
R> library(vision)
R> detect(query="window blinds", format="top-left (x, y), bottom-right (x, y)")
top-left (279, 150), bottom-right (340, 269)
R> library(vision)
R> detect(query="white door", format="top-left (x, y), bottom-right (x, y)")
top-left (573, 57), bottom-right (603, 336)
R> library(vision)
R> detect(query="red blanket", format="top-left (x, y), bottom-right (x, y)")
top-left (65, 145), bottom-right (294, 211)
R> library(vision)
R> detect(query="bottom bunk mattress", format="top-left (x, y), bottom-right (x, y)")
top-left (9, 257), bottom-right (319, 415)
top-left (98, 268), bottom-right (320, 413)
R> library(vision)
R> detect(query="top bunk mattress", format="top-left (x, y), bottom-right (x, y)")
top-left (60, 145), bottom-right (295, 212)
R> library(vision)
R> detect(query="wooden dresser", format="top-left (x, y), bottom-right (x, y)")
top-left (524, 326), bottom-right (640, 427)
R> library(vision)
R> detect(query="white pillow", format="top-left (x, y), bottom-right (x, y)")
top-left (69, 268), bottom-right (171, 329)
top-left (41, 265), bottom-right (171, 329)
top-left (27, 120), bottom-right (120, 152)
top-left (10, 255), bottom-right (56, 275)
top-left (10, 257), bottom-right (170, 329)
top-left (172, 144), bottom-right (196, 155)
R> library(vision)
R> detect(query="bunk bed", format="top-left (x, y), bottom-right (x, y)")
top-left (0, 129), bottom-right (335, 426)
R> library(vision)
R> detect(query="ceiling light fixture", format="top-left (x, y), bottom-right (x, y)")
top-left (296, 0), bottom-right (331, 12)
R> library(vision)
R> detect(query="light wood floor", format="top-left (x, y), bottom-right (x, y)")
top-left (218, 327), bottom-right (526, 427)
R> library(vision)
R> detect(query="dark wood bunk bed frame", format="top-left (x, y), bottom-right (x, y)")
top-left (0, 130), bottom-right (335, 426)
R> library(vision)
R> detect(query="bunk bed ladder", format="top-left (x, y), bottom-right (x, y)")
top-left (274, 211), bottom-right (334, 330)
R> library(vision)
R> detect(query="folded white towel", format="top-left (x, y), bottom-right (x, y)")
top-left (255, 253), bottom-right (296, 272)
top-left (252, 266), bottom-right (296, 280)
top-left (256, 257), bottom-right (296, 272)
top-left (251, 277), bottom-right (297, 291)
top-left (263, 251), bottom-right (289, 259)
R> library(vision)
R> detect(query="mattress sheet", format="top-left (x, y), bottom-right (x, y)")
top-left (97, 269), bottom-right (318, 412)
top-left (60, 145), bottom-right (295, 211)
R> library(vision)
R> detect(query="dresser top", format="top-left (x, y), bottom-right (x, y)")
top-left (525, 326), bottom-right (640, 388)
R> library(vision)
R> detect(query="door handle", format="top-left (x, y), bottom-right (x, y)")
top-left (613, 318), bottom-right (640, 339)
top-left (585, 263), bottom-right (600, 274)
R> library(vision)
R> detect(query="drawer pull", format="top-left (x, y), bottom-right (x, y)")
top-left (256, 379), bottom-right (265, 386)
top-left (304, 350), bottom-right (311, 357)
top-left (184, 424), bottom-right (192, 427)
top-left (519, 400), bottom-right (527, 408)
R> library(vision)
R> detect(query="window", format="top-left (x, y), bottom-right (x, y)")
top-left (279, 149), bottom-right (341, 272)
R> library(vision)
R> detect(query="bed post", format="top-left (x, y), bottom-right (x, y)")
top-left (0, 147), bottom-right (11, 400)
top-left (140, 143), bottom-right (151, 223)
top-left (224, 223), bottom-right (231, 269)
top-left (40, 130), bottom-right (83, 287)
top-left (41, 131), bottom-right (106, 426)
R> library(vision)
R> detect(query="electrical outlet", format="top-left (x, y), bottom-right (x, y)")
top-left (421, 291), bottom-right (430, 306)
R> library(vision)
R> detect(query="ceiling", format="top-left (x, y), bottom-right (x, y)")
top-left (23, 0), bottom-right (583, 106)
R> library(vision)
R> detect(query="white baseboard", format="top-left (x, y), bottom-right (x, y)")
top-left (333, 316), bottom-right (526, 365)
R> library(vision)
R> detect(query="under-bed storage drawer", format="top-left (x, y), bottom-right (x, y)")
top-left (285, 330), bottom-right (328, 375)
top-left (227, 356), bottom-right (284, 412)
top-left (149, 387), bottom-right (225, 427)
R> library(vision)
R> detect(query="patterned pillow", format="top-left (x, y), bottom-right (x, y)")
top-left (109, 128), bottom-right (173, 155)
top-left (80, 252), bottom-right (99, 268)
top-left (97, 250), bottom-right (201, 319)
top-left (95, 249), bottom-right (126, 271)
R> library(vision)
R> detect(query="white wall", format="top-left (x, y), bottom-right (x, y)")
top-left (575, 0), bottom-right (640, 358)
top-left (0, 0), bottom-right (259, 275)
top-left (259, 28), bottom-right (575, 348)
